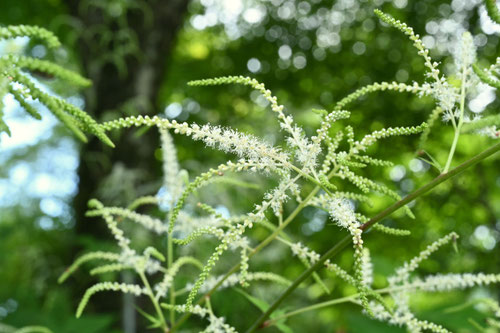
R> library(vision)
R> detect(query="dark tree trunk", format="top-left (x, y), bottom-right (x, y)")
top-left (64, 0), bottom-right (190, 328)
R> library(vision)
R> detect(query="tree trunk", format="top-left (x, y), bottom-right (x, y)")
top-left (65, 0), bottom-right (190, 329)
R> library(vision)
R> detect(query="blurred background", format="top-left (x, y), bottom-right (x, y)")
top-left (0, 0), bottom-right (499, 332)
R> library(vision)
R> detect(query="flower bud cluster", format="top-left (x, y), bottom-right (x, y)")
top-left (409, 273), bottom-right (500, 292)
top-left (155, 256), bottom-right (201, 299)
top-left (352, 123), bottom-right (427, 154)
top-left (335, 81), bottom-right (424, 111)
top-left (77, 282), bottom-right (146, 318)
top-left (391, 232), bottom-right (458, 285)
top-left (313, 110), bottom-right (350, 146)
top-left (374, 10), bottom-right (441, 83)
top-left (185, 215), bottom-right (257, 310)
top-left (360, 248), bottom-right (373, 287)
top-left (375, 9), bottom-right (462, 118)
top-left (8, 68), bottom-right (113, 146)
top-left (290, 242), bottom-right (321, 264)
top-left (0, 25), bottom-right (60, 48)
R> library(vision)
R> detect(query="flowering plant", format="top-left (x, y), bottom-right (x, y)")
top-left (2, 2), bottom-right (500, 332)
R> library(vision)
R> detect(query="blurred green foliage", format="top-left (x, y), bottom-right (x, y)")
top-left (0, 0), bottom-right (499, 332)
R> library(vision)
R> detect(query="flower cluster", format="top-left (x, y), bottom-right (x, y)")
top-left (102, 115), bottom-right (291, 172)
top-left (191, 124), bottom-right (290, 170)
top-left (260, 174), bottom-right (300, 217)
top-left (327, 198), bottom-right (358, 231)
top-left (410, 273), bottom-right (500, 292)
top-left (189, 76), bottom-right (320, 171)
top-left (391, 232), bottom-right (458, 285)
top-left (159, 128), bottom-right (184, 207)
top-left (290, 242), bottom-right (321, 264)
top-left (53, 7), bottom-right (500, 332)
top-left (366, 232), bottom-right (500, 332)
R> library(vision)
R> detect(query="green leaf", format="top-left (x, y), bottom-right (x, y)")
top-left (275, 322), bottom-right (294, 333)
top-left (235, 288), bottom-right (269, 313)
top-left (134, 305), bottom-right (161, 328)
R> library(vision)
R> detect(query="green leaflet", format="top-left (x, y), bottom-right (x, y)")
top-left (0, 25), bottom-right (60, 48)
top-left (473, 63), bottom-right (500, 89)
top-left (485, 0), bottom-right (500, 24)
top-left (0, 25), bottom-right (113, 147)
top-left (462, 114), bottom-right (500, 134)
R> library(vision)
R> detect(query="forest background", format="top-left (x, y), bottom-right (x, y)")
top-left (0, 0), bottom-right (499, 332)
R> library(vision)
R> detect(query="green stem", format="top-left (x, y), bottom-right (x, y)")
top-left (267, 279), bottom-right (465, 325)
top-left (245, 140), bottom-right (500, 333)
top-left (443, 121), bottom-right (461, 173)
top-left (268, 294), bottom-right (358, 325)
top-left (167, 232), bottom-right (175, 327)
top-left (443, 59), bottom-right (467, 173)
top-left (139, 271), bottom-right (168, 332)
top-left (289, 164), bottom-right (333, 196)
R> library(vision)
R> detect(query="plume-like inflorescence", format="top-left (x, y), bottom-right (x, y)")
top-left (159, 128), bottom-right (184, 207)
top-left (64, 64), bottom-right (431, 329)
top-left (328, 198), bottom-right (372, 313)
top-left (76, 282), bottom-right (146, 318)
top-left (334, 81), bottom-right (425, 111)
top-left (374, 10), bottom-right (462, 125)
top-left (57, 7), bottom-right (500, 332)
top-left (101, 115), bottom-right (291, 172)
top-left (374, 8), bottom-right (499, 174)
top-left (62, 123), bottom-right (304, 330)
top-left (2, 5), bottom-right (496, 332)
top-left (366, 232), bottom-right (500, 332)
top-left (189, 76), bottom-right (320, 171)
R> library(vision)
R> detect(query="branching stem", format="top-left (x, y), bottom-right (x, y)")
top-left (245, 140), bottom-right (500, 333)
top-left (266, 282), bottom-right (440, 325)
top-left (167, 229), bottom-right (175, 326)
top-left (443, 57), bottom-right (468, 173)
top-left (139, 271), bottom-right (168, 332)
